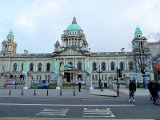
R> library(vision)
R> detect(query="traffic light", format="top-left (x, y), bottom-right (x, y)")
top-left (118, 69), bottom-right (122, 78)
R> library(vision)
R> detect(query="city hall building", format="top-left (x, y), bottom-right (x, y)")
top-left (0, 17), bottom-right (154, 88)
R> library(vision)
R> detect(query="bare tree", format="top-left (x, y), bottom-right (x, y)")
top-left (148, 32), bottom-right (160, 42)
top-left (132, 39), bottom-right (152, 87)
top-left (147, 32), bottom-right (160, 79)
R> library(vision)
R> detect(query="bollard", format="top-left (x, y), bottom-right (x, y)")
top-left (47, 89), bottom-right (48, 96)
top-left (34, 89), bottom-right (36, 96)
top-left (73, 89), bottom-right (76, 96)
top-left (21, 89), bottom-right (24, 95)
top-left (9, 89), bottom-right (11, 95)
top-left (60, 89), bottom-right (62, 96)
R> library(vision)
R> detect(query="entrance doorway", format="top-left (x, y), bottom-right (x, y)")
top-left (78, 74), bottom-right (82, 80)
top-left (65, 72), bottom-right (70, 82)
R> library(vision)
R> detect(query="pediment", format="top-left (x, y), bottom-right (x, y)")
top-left (59, 48), bottom-right (84, 56)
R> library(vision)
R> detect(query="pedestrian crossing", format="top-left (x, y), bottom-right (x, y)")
top-left (83, 108), bottom-right (115, 118)
top-left (36, 108), bottom-right (115, 118)
top-left (36, 109), bottom-right (69, 116)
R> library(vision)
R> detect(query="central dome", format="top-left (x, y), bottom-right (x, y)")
top-left (67, 17), bottom-right (81, 31)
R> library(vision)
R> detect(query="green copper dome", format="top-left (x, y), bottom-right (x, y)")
top-left (66, 17), bottom-right (81, 31)
top-left (135, 26), bottom-right (142, 35)
top-left (67, 24), bottom-right (81, 30)
top-left (7, 30), bottom-right (14, 39)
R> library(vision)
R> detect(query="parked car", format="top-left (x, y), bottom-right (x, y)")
top-left (37, 82), bottom-right (49, 89)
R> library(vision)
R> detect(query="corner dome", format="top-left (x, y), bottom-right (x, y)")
top-left (135, 26), bottom-right (142, 35)
top-left (7, 30), bottom-right (14, 39)
top-left (66, 17), bottom-right (81, 31)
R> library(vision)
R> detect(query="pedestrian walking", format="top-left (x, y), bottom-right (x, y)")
top-left (78, 80), bottom-right (82, 92)
top-left (151, 80), bottom-right (159, 104)
top-left (128, 80), bottom-right (136, 102)
top-left (147, 80), bottom-right (153, 101)
top-left (158, 80), bottom-right (160, 100)
top-left (100, 82), bottom-right (103, 92)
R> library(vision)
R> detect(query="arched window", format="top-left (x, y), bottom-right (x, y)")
top-left (93, 62), bottom-right (97, 71)
top-left (38, 63), bottom-right (42, 72)
top-left (13, 63), bottom-right (17, 72)
top-left (77, 61), bottom-right (82, 70)
top-left (101, 62), bottom-right (106, 71)
top-left (29, 63), bottom-right (34, 72)
top-left (111, 62), bottom-right (115, 71)
top-left (46, 63), bottom-right (50, 71)
top-left (120, 62), bottom-right (124, 71)
top-left (129, 62), bottom-right (133, 71)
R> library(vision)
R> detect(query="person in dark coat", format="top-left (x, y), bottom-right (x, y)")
top-left (128, 80), bottom-right (136, 102)
top-left (147, 80), bottom-right (153, 101)
top-left (78, 80), bottom-right (82, 92)
top-left (152, 80), bottom-right (159, 104)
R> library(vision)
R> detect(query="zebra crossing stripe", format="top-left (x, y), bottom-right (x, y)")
top-left (83, 108), bottom-right (115, 118)
top-left (36, 109), bottom-right (69, 116)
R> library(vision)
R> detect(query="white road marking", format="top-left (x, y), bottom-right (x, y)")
top-left (36, 109), bottom-right (69, 116)
top-left (83, 108), bottom-right (115, 118)
top-left (18, 98), bottom-right (60, 101)
top-left (0, 103), bottom-right (135, 107)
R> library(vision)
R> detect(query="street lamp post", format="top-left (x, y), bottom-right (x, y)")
top-left (98, 65), bottom-right (101, 89)
top-left (116, 68), bottom-right (122, 96)
top-left (56, 64), bottom-right (64, 89)
top-left (116, 68), bottom-right (119, 96)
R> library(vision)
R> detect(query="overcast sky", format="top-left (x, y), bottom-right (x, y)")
top-left (0, 0), bottom-right (160, 53)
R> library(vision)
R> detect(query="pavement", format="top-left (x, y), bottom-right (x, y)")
top-left (91, 88), bottom-right (150, 97)
top-left (0, 87), bottom-right (150, 98)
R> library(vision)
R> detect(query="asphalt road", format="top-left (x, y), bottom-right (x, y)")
top-left (0, 96), bottom-right (159, 119)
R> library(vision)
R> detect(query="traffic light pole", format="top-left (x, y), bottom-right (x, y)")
top-left (98, 65), bottom-right (101, 89)
top-left (116, 68), bottom-right (121, 97)
top-left (117, 70), bottom-right (119, 97)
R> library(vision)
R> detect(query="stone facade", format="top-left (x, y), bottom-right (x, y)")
top-left (0, 18), bottom-right (154, 88)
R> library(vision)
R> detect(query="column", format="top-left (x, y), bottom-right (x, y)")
top-left (126, 58), bottom-right (128, 71)
top-left (117, 59), bottom-right (119, 69)
top-left (84, 58), bottom-right (86, 71)
top-left (19, 61), bottom-right (21, 72)
top-left (108, 59), bottom-right (110, 71)
top-left (75, 58), bottom-right (77, 69)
